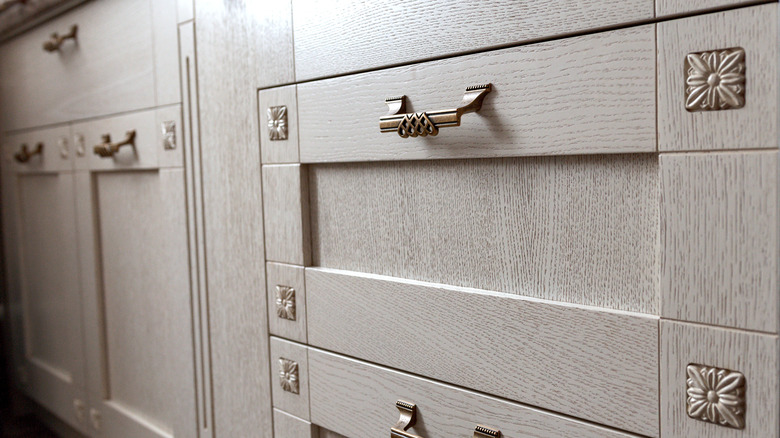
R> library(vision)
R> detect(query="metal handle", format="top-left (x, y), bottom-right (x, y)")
top-left (0, 0), bottom-right (28, 14)
top-left (43, 24), bottom-right (78, 52)
top-left (14, 142), bottom-right (43, 163)
top-left (93, 130), bottom-right (136, 158)
top-left (380, 84), bottom-right (492, 138)
top-left (390, 400), bottom-right (501, 438)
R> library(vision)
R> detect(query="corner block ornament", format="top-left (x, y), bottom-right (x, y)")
top-left (686, 364), bottom-right (746, 429)
top-left (275, 285), bottom-right (296, 320)
top-left (267, 105), bottom-right (288, 141)
top-left (685, 48), bottom-right (745, 112)
top-left (279, 358), bottom-right (299, 394)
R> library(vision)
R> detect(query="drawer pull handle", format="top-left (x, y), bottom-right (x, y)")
top-left (14, 142), bottom-right (43, 163)
top-left (380, 84), bottom-right (492, 138)
top-left (390, 400), bottom-right (501, 438)
top-left (43, 24), bottom-right (78, 52)
top-left (93, 130), bottom-right (136, 158)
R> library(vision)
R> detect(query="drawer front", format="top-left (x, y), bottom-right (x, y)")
top-left (657, 0), bottom-right (766, 17)
top-left (71, 106), bottom-right (182, 171)
top-left (308, 348), bottom-right (642, 438)
top-left (306, 268), bottom-right (660, 436)
top-left (3, 125), bottom-right (72, 173)
top-left (292, 0), bottom-right (653, 81)
top-left (0, 0), bottom-right (175, 131)
top-left (297, 25), bottom-right (655, 163)
top-left (658, 4), bottom-right (778, 151)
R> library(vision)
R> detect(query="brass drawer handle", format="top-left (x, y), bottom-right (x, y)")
top-left (43, 24), bottom-right (78, 52)
top-left (14, 142), bottom-right (43, 163)
top-left (390, 400), bottom-right (501, 438)
top-left (380, 84), bottom-right (492, 138)
top-left (93, 130), bottom-right (136, 158)
top-left (0, 0), bottom-right (28, 14)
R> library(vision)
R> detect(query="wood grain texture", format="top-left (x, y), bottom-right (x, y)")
top-left (270, 337), bottom-right (310, 421)
top-left (657, 0), bottom-right (770, 17)
top-left (292, 0), bottom-right (654, 80)
top-left (306, 268), bottom-right (659, 436)
top-left (92, 169), bottom-right (197, 437)
top-left (262, 164), bottom-right (311, 266)
top-left (151, 0), bottom-right (180, 107)
top-left (266, 262), bottom-right (307, 343)
top-left (309, 155), bottom-right (659, 313)
top-left (259, 85), bottom-right (299, 164)
top-left (660, 320), bottom-right (779, 438)
top-left (0, 0), bottom-right (157, 131)
top-left (661, 152), bottom-right (778, 333)
top-left (298, 25), bottom-right (656, 163)
top-left (308, 349), bottom-right (644, 438)
top-left (658, 4), bottom-right (778, 151)
top-left (194, 0), bottom-right (293, 433)
top-left (273, 409), bottom-right (317, 438)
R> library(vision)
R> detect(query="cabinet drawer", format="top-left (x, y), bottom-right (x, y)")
top-left (306, 268), bottom-right (659, 436)
top-left (0, 0), bottom-right (177, 131)
top-left (296, 25), bottom-right (655, 163)
top-left (309, 348), bottom-right (643, 438)
top-left (292, 0), bottom-right (653, 81)
top-left (3, 125), bottom-right (72, 173)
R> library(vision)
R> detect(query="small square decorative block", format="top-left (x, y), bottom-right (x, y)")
top-left (161, 121), bottom-right (176, 150)
top-left (685, 47), bottom-right (745, 112)
top-left (267, 105), bottom-right (288, 141)
top-left (279, 358), bottom-right (299, 394)
top-left (686, 364), bottom-right (746, 429)
top-left (275, 285), bottom-right (296, 320)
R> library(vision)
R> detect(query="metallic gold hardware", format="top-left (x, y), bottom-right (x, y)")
top-left (380, 84), bottom-right (492, 138)
top-left (43, 24), bottom-right (78, 52)
top-left (473, 425), bottom-right (501, 438)
top-left (391, 400), bottom-right (421, 438)
top-left (686, 364), bottom-right (746, 429)
top-left (0, 0), bottom-right (28, 14)
top-left (279, 358), bottom-right (299, 394)
top-left (93, 130), bottom-right (136, 158)
top-left (161, 121), bottom-right (176, 150)
top-left (685, 48), bottom-right (745, 112)
top-left (14, 142), bottom-right (43, 163)
top-left (275, 285), bottom-right (296, 320)
top-left (268, 105), bottom-right (288, 141)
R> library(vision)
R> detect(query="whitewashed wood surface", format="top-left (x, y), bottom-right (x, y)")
top-left (297, 25), bottom-right (655, 162)
top-left (306, 268), bottom-right (659, 436)
top-left (657, 0), bottom-right (769, 16)
top-left (309, 155), bottom-right (658, 313)
top-left (263, 164), bottom-right (311, 266)
top-left (308, 348), bottom-right (644, 438)
top-left (292, 0), bottom-right (653, 80)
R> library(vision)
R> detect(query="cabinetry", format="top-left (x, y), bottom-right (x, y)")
top-left (0, 1), bottom-right (206, 436)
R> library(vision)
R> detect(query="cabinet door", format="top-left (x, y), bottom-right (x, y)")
top-left (1, 127), bottom-right (89, 433)
top-left (75, 108), bottom-right (197, 438)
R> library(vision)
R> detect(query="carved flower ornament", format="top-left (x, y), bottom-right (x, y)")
top-left (685, 48), bottom-right (745, 112)
top-left (686, 364), bottom-right (746, 429)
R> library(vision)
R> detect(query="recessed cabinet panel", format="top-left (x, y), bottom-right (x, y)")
top-left (16, 171), bottom-right (87, 433)
top-left (88, 169), bottom-right (196, 437)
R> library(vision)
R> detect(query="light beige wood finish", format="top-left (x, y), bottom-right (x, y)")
top-left (71, 106), bottom-right (181, 172)
top-left (263, 164), bottom-right (311, 266)
top-left (309, 348), bottom-right (643, 438)
top-left (270, 337), bottom-right (310, 421)
top-left (297, 25), bottom-right (656, 163)
top-left (658, 4), bottom-right (778, 151)
top-left (194, 0), bottom-right (294, 432)
top-left (259, 85), bottom-right (299, 164)
top-left (292, 0), bottom-right (653, 81)
top-left (77, 168), bottom-right (197, 438)
top-left (306, 268), bottom-right (659, 436)
top-left (274, 409), bottom-right (318, 438)
top-left (4, 126), bottom-right (73, 173)
top-left (661, 321), bottom-right (779, 438)
top-left (317, 430), bottom-right (346, 438)
top-left (661, 152), bottom-right (778, 333)
top-left (178, 21), bottom-right (213, 438)
top-left (309, 155), bottom-right (658, 313)
top-left (177, 0), bottom-right (193, 23)
top-left (0, 0), bottom-right (178, 131)
top-left (266, 262), bottom-right (307, 343)
top-left (6, 165), bottom-right (88, 434)
top-left (657, 0), bottom-right (770, 17)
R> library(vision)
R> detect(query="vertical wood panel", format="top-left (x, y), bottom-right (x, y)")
top-left (194, 0), bottom-right (294, 435)
top-left (262, 164), bottom-right (311, 266)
